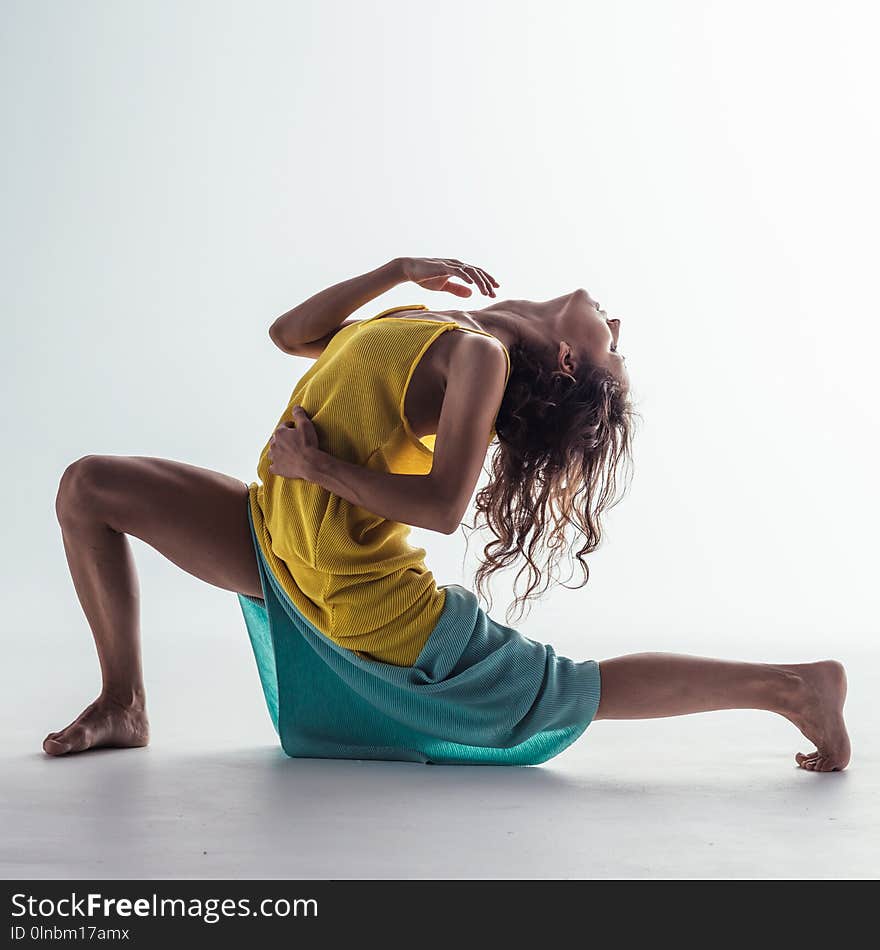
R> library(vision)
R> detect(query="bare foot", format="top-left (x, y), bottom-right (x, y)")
top-left (43, 695), bottom-right (150, 756)
top-left (782, 660), bottom-right (850, 772)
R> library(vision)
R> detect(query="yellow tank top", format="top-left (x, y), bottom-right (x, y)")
top-left (247, 303), bottom-right (512, 666)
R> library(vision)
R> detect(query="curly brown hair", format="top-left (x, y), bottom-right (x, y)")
top-left (461, 338), bottom-right (637, 625)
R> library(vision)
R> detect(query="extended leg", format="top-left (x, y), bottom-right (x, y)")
top-left (595, 652), bottom-right (850, 772)
top-left (45, 455), bottom-right (262, 756)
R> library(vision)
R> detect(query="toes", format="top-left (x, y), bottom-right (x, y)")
top-left (44, 725), bottom-right (91, 756)
top-left (43, 736), bottom-right (69, 756)
top-left (795, 750), bottom-right (843, 772)
top-left (43, 724), bottom-right (78, 754)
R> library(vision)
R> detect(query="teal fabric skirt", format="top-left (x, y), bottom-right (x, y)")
top-left (236, 501), bottom-right (602, 765)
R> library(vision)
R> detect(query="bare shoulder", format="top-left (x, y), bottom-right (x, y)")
top-left (445, 330), bottom-right (509, 402)
top-left (440, 330), bottom-right (508, 423)
top-left (448, 327), bottom-right (508, 374)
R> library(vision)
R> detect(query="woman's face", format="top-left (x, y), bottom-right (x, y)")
top-left (535, 288), bottom-right (628, 386)
top-left (478, 287), bottom-right (629, 387)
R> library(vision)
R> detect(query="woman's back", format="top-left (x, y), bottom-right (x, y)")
top-left (247, 303), bottom-right (510, 665)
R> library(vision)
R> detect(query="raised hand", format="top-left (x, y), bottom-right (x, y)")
top-left (399, 257), bottom-right (500, 298)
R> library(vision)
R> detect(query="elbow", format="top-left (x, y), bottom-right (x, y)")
top-left (436, 506), bottom-right (463, 536)
top-left (427, 478), bottom-right (465, 535)
top-left (268, 323), bottom-right (296, 354)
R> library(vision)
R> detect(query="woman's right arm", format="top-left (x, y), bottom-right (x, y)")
top-left (268, 258), bottom-right (407, 353)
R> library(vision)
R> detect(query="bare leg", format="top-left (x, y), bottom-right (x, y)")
top-left (45, 455), bottom-right (262, 757)
top-left (595, 653), bottom-right (850, 772)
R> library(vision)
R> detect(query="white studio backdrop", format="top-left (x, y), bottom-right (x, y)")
top-left (2, 0), bottom-right (878, 677)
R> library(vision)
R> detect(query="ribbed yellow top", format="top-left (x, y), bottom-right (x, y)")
top-left (248, 304), bottom-right (511, 666)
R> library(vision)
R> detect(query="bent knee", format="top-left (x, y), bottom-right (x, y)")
top-left (56, 454), bottom-right (122, 524)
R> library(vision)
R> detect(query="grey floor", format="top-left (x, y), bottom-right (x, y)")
top-left (2, 630), bottom-right (878, 880)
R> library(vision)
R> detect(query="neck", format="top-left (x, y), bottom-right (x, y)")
top-left (429, 300), bottom-right (558, 369)
top-left (464, 300), bottom-right (556, 364)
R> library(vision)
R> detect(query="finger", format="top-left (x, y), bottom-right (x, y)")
top-left (447, 259), bottom-right (500, 290)
top-left (452, 261), bottom-right (493, 297)
top-left (470, 268), bottom-right (496, 295)
top-left (443, 260), bottom-right (475, 284)
top-left (444, 281), bottom-right (473, 298)
top-left (475, 266), bottom-right (500, 289)
top-left (462, 265), bottom-right (491, 296)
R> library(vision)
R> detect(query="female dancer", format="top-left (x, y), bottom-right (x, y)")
top-left (44, 256), bottom-right (850, 771)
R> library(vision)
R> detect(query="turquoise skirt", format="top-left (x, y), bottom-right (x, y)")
top-left (236, 502), bottom-right (602, 765)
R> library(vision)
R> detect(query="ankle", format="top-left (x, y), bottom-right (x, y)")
top-left (768, 665), bottom-right (806, 718)
top-left (101, 686), bottom-right (147, 711)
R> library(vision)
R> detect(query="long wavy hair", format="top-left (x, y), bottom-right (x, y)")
top-left (461, 337), bottom-right (637, 625)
